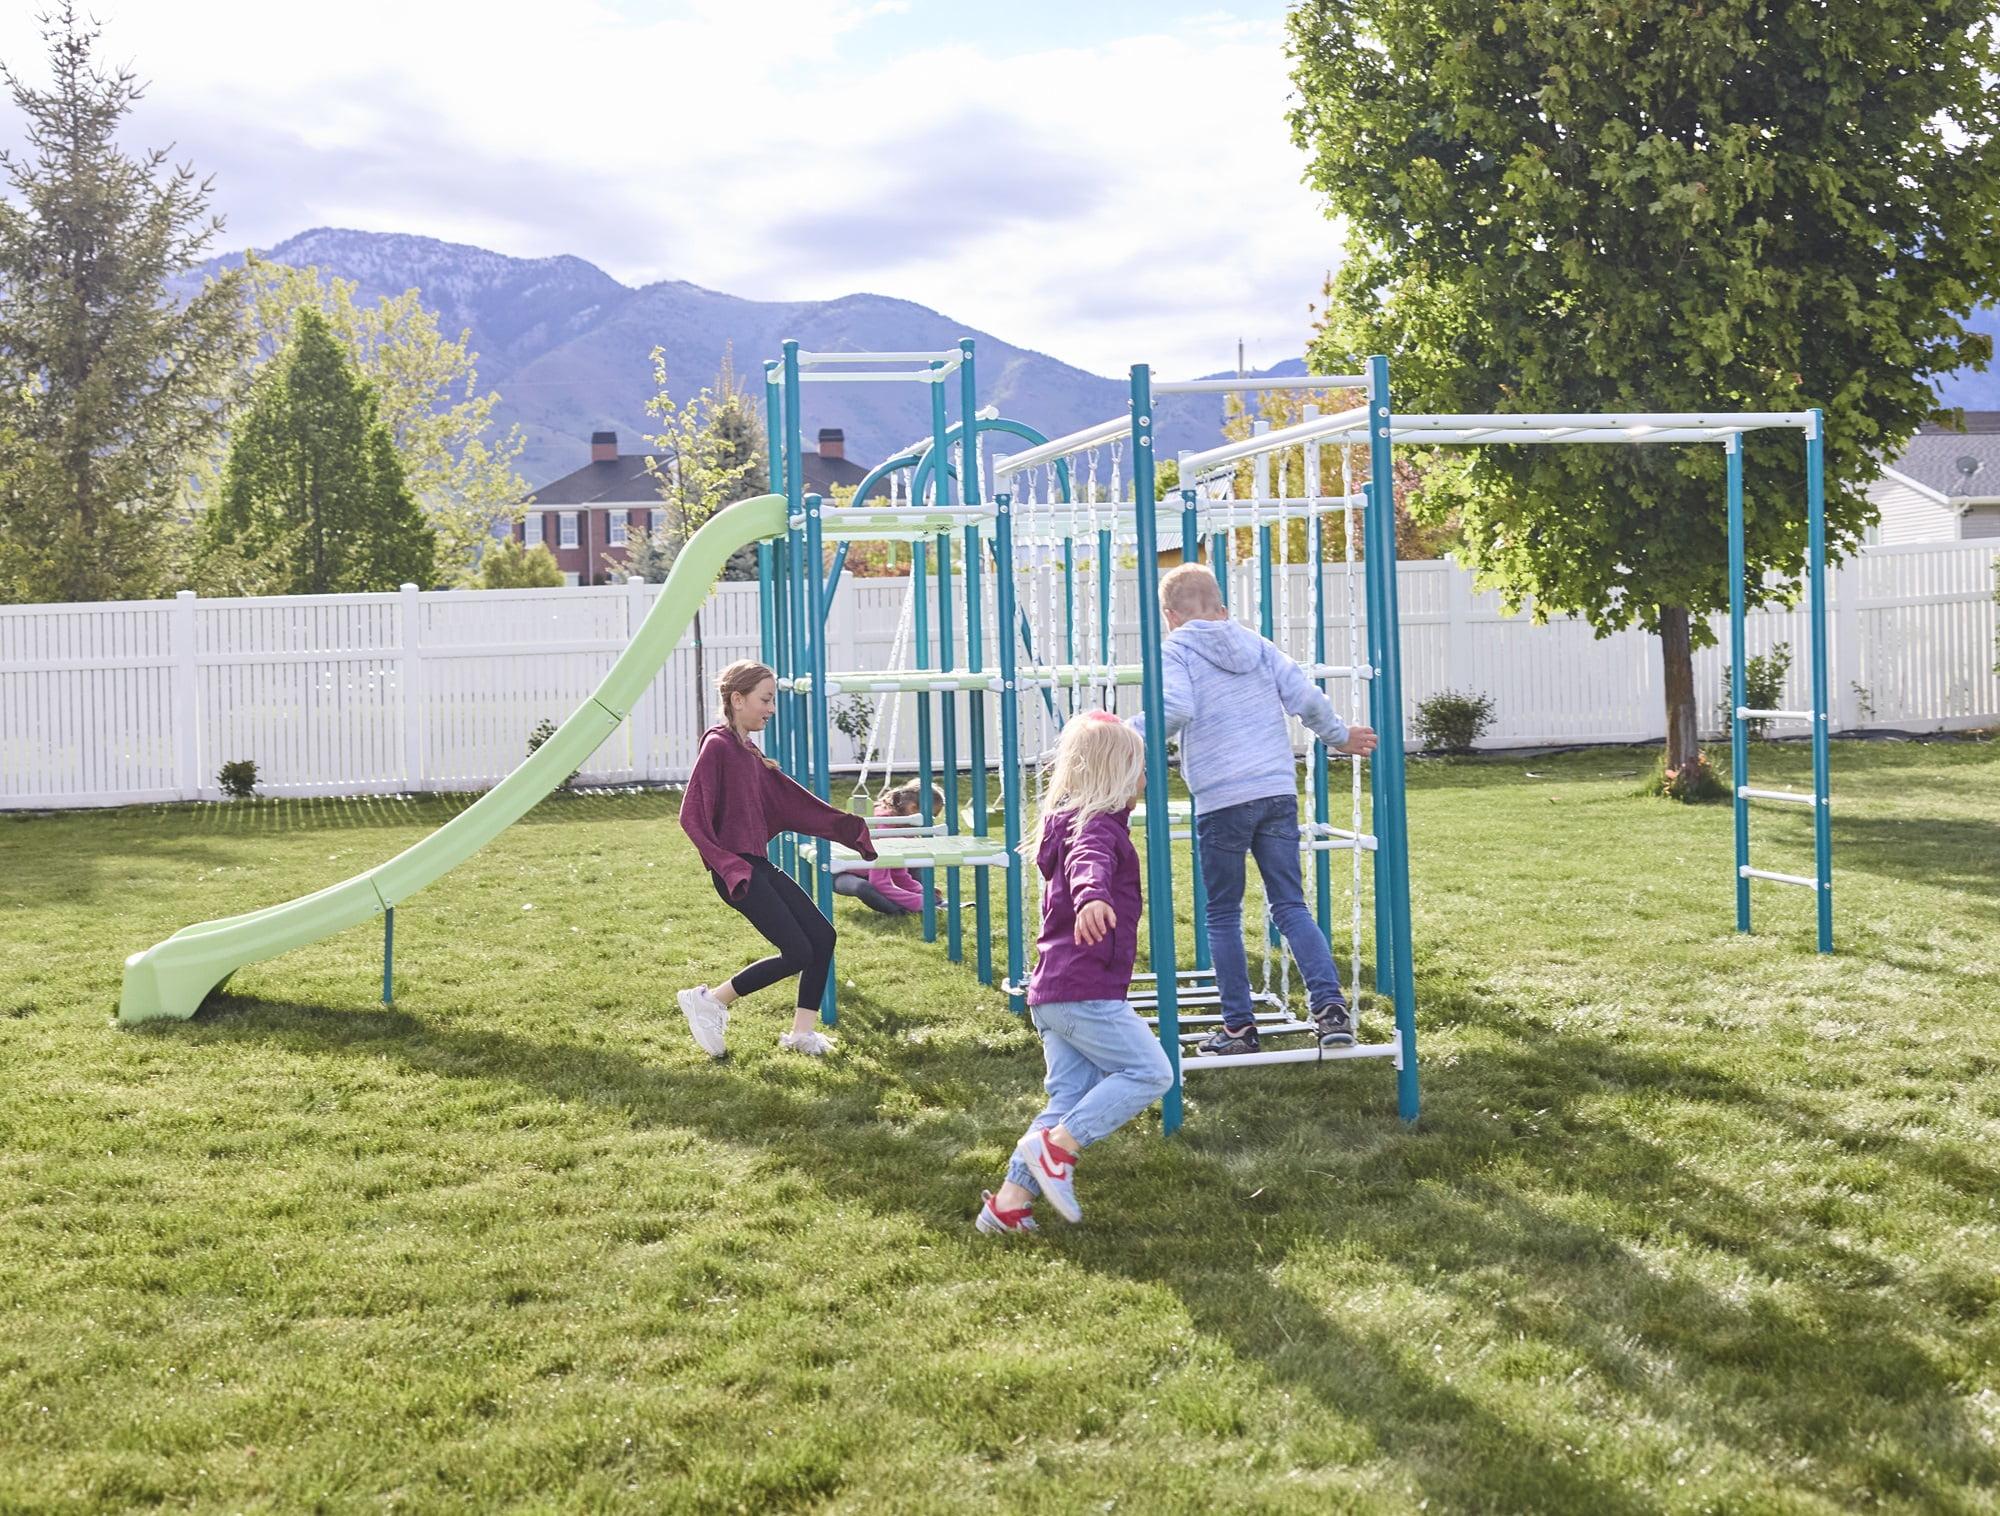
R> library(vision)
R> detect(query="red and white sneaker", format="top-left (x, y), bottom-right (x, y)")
top-left (1012, 1129), bottom-right (1081, 1222)
top-left (974, 1191), bottom-right (1038, 1234)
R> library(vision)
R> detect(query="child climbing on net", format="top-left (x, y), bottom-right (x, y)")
top-left (832, 778), bottom-right (943, 916)
top-left (1132, 563), bottom-right (1377, 1056)
top-left (976, 712), bottom-right (1173, 1235)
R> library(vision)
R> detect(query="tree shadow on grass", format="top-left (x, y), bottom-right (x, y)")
top-left (1829, 813), bottom-right (2000, 916)
top-left (159, 981), bottom-right (1999, 1513)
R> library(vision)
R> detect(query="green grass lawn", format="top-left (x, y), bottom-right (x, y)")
top-left (3, 738), bottom-right (1998, 1514)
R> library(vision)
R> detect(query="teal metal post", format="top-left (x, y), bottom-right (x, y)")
top-left (1212, 529), bottom-right (1229, 607)
top-left (1062, 536), bottom-right (1077, 720)
top-left (763, 362), bottom-right (795, 873)
top-left (936, 527), bottom-right (963, 962)
top-left (994, 491), bottom-right (1028, 1012)
top-left (1726, 437), bottom-right (1750, 933)
top-left (1128, 365), bottom-right (1183, 1134)
top-left (960, 342), bottom-right (993, 985)
top-left (1258, 522), bottom-right (1275, 641)
top-left (1097, 527), bottom-right (1113, 698)
top-left (1181, 490), bottom-right (1210, 971)
top-left (1806, 409), bottom-right (1834, 953)
top-left (1310, 467), bottom-right (1333, 940)
top-left (912, 538), bottom-right (938, 944)
top-left (1363, 355), bottom-right (1419, 1121)
top-left (381, 907), bottom-right (394, 1004)
top-left (803, 493), bottom-right (839, 1024)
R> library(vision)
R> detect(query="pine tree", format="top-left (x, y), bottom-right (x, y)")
top-left (0, 5), bottom-right (246, 603)
top-left (206, 310), bottom-right (436, 594)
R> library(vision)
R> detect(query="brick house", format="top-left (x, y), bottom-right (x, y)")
top-left (518, 428), bottom-right (883, 585)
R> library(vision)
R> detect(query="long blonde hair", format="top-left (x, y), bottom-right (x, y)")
top-left (1024, 711), bottom-right (1145, 855)
top-left (716, 659), bottom-right (780, 771)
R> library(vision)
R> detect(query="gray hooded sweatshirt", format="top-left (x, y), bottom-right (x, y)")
top-left (1131, 616), bottom-right (1351, 814)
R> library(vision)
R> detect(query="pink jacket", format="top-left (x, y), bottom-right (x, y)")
top-left (866, 866), bottom-right (927, 911)
top-left (679, 725), bottom-right (875, 899)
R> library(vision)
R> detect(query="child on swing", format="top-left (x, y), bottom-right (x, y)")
top-left (832, 778), bottom-right (944, 916)
top-left (1133, 563), bottom-right (1378, 1056)
top-left (976, 711), bottom-right (1173, 1234)
top-left (677, 660), bottom-right (877, 1059)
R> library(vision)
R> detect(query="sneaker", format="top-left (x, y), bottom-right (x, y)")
top-left (975, 1191), bottom-right (1039, 1234)
top-left (1011, 1129), bottom-right (1081, 1223)
top-left (677, 985), bottom-right (728, 1058)
top-left (1313, 1001), bottom-right (1356, 1048)
top-left (778, 1029), bottom-right (836, 1057)
top-left (1195, 1024), bottom-right (1261, 1057)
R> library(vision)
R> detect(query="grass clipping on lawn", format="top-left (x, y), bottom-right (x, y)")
top-left (2, 739), bottom-right (1997, 1514)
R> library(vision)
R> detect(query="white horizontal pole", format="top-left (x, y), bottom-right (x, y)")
top-left (1178, 406), bottom-right (1371, 475)
top-left (1153, 374), bottom-right (1368, 394)
top-left (1178, 1021), bottom-right (1320, 1040)
top-left (1178, 1043), bottom-right (1401, 1070)
top-left (1740, 866), bottom-right (1820, 889)
top-left (829, 851), bottom-right (1013, 875)
top-left (797, 369), bottom-right (950, 384)
top-left (1738, 786), bottom-right (1820, 806)
top-left (1736, 706), bottom-right (1816, 721)
top-left (795, 350), bottom-right (962, 365)
top-left (1400, 411), bottom-right (1813, 431)
top-left (993, 415), bottom-right (1132, 477)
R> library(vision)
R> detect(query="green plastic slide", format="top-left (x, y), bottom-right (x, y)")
top-left (117, 492), bottom-right (791, 1025)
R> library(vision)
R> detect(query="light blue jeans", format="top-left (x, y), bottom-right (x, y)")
top-left (1006, 998), bottom-right (1175, 1196)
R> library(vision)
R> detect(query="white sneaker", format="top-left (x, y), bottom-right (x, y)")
top-left (778, 1029), bottom-right (836, 1057)
top-left (1012, 1129), bottom-right (1081, 1223)
top-left (677, 985), bottom-right (728, 1058)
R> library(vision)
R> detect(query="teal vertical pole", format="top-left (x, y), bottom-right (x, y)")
top-left (803, 493), bottom-right (839, 1025)
top-left (761, 367), bottom-right (784, 866)
top-left (995, 491), bottom-right (1028, 1013)
top-left (1310, 463), bottom-right (1333, 941)
top-left (1726, 436), bottom-right (1750, 934)
top-left (1212, 529), bottom-right (1229, 607)
top-left (966, 518), bottom-right (992, 985)
top-left (1363, 355), bottom-right (1418, 1121)
top-left (1128, 364), bottom-right (1182, 1135)
top-left (960, 342), bottom-right (993, 986)
top-left (781, 346), bottom-right (810, 882)
top-left (381, 907), bottom-right (394, 1004)
top-left (1062, 535), bottom-right (1078, 721)
top-left (1258, 522), bottom-right (1275, 641)
top-left (912, 538), bottom-right (937, 944)
top-left (1806, 409), bottom-right (1834, 953)
top-left (936, 527), bottom-right (963, 963)
top-left (1097, 527), bottom-right (1113, 698)
top-left (1181, 490), bottom-right (1210, 972)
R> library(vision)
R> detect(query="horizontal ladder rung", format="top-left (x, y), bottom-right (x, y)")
top-left (1740, 866), bottom-right (1821, 890)
top-left (1737, 787), bottom-right (1821, 806)
top-left (1177, 1021), bottom-right (1320, 1041)
top-left (1735, 707), bottom-right (1817, 721)
top-left (1179, 1042), bottom-right (1401, 1071)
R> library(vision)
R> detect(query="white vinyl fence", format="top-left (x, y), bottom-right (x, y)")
top-left (2, 541), bottom-right (1994, 810)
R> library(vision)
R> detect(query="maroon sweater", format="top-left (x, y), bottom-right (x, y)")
top-left (679, 725), bottom-right (875, 899)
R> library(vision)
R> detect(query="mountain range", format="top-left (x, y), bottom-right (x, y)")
top-left (193, 228), bottom-right (2000, 490)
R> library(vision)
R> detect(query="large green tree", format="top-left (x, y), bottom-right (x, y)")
top-left (205, 310), bottom-right (436, 594)
top-left (0, 5), bottom-right (246, 603)
top-left (1289, 0), bottom-right (2000, 776)
top-left (190, 257), bottom-right (529, 587)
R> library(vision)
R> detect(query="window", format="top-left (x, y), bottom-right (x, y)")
top-left (559, 512), bottom-right (578, 549)
top-left (609, 511), bottom-right (628, 547)
top-left (524, 512), bottom-right (543, 547)
top-left (562, 571), bottom-right (579, 587)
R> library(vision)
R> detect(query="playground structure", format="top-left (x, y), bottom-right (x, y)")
top-left (117, 334), bottom-right (1833, 1140)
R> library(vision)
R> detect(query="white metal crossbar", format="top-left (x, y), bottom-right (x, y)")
top-left (1153, 375), bottom-right (1368, 394)
top-left (1738, 787), bottom-right (1820, 806)
top-left (1740, 866), bottom-right (1820, 889)
top-left (1736, 706), bottom-right (1816, 721)
top-left (1179, 1043), bottom-right (1402, 1071)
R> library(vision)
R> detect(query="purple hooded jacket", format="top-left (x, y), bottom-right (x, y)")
top-left (1027, 806), bottom-right (1143, 1007)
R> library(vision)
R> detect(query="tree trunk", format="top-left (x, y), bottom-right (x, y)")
top-left (691, 607), bottom-right (707, 743)
top-left (1659, 604), bottom-right (1699, 773)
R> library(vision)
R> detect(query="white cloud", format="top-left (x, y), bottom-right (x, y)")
top-left (0, 1), bottom-right (1340, 376)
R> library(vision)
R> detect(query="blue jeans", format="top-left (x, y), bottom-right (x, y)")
top-left (1198, 793), bottom-right (1345, 1031)
top-left (1006, 999), bottom-right (1174, 1196)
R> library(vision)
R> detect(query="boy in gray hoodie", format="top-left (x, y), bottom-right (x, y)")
top-left (1131, 563), bottom-right (1377, 1054)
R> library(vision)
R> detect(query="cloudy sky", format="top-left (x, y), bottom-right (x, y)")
top-left (0, 1), bottom-right (1344, 379)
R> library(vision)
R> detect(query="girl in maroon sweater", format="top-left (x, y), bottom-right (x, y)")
top-left (677, 661), bottom-right (876, 1058)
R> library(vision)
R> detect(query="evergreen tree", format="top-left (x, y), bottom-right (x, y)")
top-left (0, 6), bottom-right (246, 603)
top-left (206, 310), bottom-right (436, 594)
top-left (1289, 0), bottom-right (2000, 780)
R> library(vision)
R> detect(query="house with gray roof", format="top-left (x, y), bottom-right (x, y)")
top-left (1869, 412), bottom-right (2000, 544)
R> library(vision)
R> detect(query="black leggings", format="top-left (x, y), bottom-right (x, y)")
top-left (713, 854), bottom-right (836, 1009)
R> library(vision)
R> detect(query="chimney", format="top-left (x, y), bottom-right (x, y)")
top-left (817, 428), bottom-right (845, 461)
top-left (591, 430), bottom-right (618, 463)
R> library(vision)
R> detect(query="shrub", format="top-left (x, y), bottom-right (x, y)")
top-left (830, 694), bottom-right (875, 758)
top-left (528, 719), bottom-right (581, 788)
top-left (1413, 689), bottom-right (1494, 753)
top-left (1719, 642), bottom-right (1793, 739)
top-left (216, 759), bottom-right (259, 800)
top-left (1649, 749), bottom-right (1728, 804)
